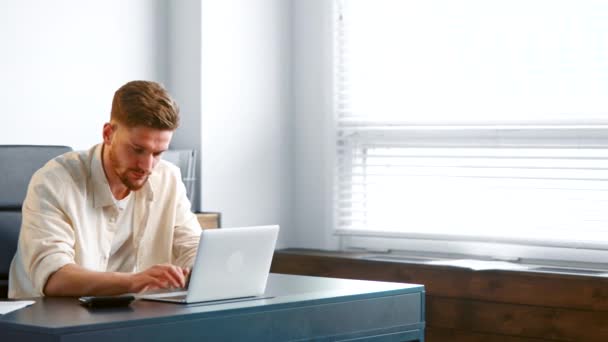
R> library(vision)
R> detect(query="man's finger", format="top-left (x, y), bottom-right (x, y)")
top-left (163, 265), bottom-right (185, 288)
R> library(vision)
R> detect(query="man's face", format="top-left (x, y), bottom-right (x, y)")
top-left (105, 123), bottom-right (173, 191)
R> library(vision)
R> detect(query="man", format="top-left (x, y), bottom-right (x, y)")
top-left (8, 80), bottom-right (201, 298)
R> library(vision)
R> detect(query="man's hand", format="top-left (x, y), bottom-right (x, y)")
top-left (129, 264), bottom-right (190, 293)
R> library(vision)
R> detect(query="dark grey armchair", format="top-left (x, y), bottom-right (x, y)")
top-left (0, 145), bottom-right (72, 298)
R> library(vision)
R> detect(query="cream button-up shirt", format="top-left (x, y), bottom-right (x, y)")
top-left (8, 144), bottom-right (201, 298)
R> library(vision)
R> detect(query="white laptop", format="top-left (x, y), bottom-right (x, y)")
top-left (139, 225), bottom-right (279, 304)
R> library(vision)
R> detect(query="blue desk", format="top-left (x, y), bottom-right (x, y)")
top-left (0, 273), bottom-right (425, 341)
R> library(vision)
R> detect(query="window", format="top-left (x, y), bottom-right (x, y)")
top-left (334, 0), bottom-right (608, 263)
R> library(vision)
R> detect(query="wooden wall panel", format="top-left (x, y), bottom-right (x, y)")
top-left (467, 272), bottom-right (608, 311)
top-left (428, 296), bottom-right (608, 341)
top-left (426, 327), bottom-right (547, 342)
top-left (271, 249), bottom-right (608, 342)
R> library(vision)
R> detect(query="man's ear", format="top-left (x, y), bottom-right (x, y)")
top-left (102, 122), bottom-right (115, 145)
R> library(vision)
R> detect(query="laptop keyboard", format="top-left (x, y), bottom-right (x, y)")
top-left (161, 294), bottom-right (188, 301)
top-left (138, 288), bottom-right (188, 299)
top-left (141, 287), bottom-right (187, 295)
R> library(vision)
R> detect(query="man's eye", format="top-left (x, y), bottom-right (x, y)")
top-left (133, 147), bottom-right (144, 154)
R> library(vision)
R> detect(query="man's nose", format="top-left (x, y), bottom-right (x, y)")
top-left (139, 153), bottom-right (154, 172)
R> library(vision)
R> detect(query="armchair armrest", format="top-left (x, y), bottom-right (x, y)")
top-left (195, 212), bottom-right (221, 229)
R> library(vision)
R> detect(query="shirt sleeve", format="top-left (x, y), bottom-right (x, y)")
top-left (171, 171), bottom-right (202, 268)
top-left (19, 168), bottom-right (76, 296)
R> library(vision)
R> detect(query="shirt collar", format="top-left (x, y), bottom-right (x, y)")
top-left (91, 144), bottom-right (155, 208)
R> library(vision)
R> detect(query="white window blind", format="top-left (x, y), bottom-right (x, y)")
top-left (335, 0), bottom-right (608, 252)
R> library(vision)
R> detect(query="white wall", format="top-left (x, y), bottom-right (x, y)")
top-left (0, 0), bottom-right (168, 150)
top-left (1, 0), bottom-right (297, 250)
top-left (290, 0), bottom-right (339, 250)
top-left (199, 0), bottom-right (293, 248)
top-left (166, 0), bottom-right (203, 211)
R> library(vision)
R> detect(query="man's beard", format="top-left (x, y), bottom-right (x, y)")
top-left (109, 147), bottom-right (150, 191)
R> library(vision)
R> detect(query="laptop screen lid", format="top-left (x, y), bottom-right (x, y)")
top-left (185, 225), bottom-right (279, 303)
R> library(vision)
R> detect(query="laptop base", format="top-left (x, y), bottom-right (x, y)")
top-left (140, 295), bottom-right (274, 305)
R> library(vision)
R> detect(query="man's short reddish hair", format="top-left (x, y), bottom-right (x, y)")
top-left (111, 80), bottom-right (180, 130)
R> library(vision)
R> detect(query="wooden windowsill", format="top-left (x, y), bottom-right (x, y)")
top-left (274, 248), bottom-right (608, 278)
